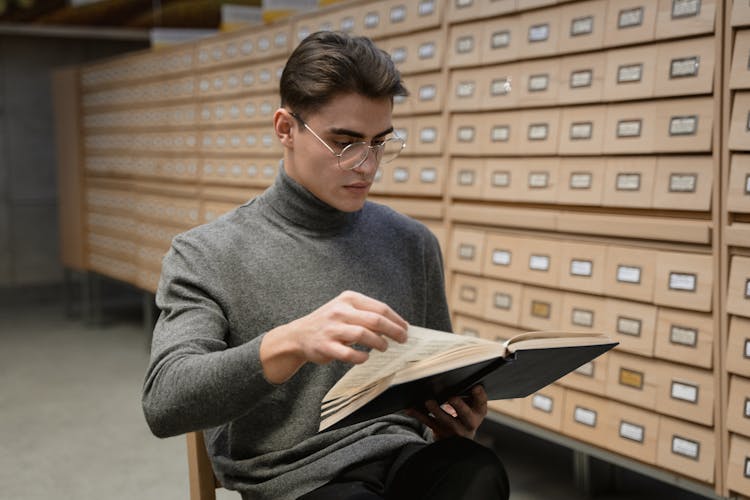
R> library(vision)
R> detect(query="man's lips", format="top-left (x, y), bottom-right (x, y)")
top-left (345, 182), bottom-right (371, 189)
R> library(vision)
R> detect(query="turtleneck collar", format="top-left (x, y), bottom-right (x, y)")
top-left (259, 162), bottom-right (359, 232)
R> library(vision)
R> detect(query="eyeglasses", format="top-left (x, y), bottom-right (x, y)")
top-left (290, 112), bottom-right (406, 171)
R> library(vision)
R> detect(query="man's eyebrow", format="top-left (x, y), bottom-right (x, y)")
top-left (328, 126), bottom-right (394, 139)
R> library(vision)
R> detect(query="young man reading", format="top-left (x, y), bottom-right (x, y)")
top-left (142, 31), bottom-right (510, 500)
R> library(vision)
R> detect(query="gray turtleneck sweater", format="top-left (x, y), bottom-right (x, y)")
top-left (142, 167), bottom-right (452, 499)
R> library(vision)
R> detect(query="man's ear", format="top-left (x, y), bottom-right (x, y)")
top-left (274, 108), bottom-right (295, 148)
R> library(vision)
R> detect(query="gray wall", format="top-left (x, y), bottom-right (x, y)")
top-left (0, 34), bottom-right (148, 289)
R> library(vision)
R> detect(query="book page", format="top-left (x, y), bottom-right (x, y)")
top-left (324, 326), bottom-right (489, 401)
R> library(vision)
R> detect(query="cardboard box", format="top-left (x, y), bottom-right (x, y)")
top-left (730, 30), bottom-right (750, 89)
top-left (483, 278), bottom-right (524, 327)
top-left (727, 375), bottom-right (750, 437)
top-left (728, 154), bottom-right (750, 214)
top-left (652, 155), bottom-right (713, 211)
top-left (604, 401), bottom-right (660, 464)
top-left (449, 226), bottom-right (486, 274)
top-left (656, 415), bottom-right (714, 484)
top-left (654, 307), bottom-right (713, 369)
top-left (603, 1), bottom-right (657, 47)
top-left (605, 350), bottom-right (659, 410)
top-left (727, 316), bottom-right (750, 378)
top-left (448, 113), bottom-right (483, 156)
top-left (450, 272), bottom-right (486, 317)
top-left (557, 0), bottom-right (607, 54)
top-left (448, 68), bottom-right (483, 111)
top-left (655, 0), bottom-right (716, 39)
top-left (604, 245), bottom-right (657, 303)
top-left (517, 107), bottom-right (561, 155)
top-left (556, 158), bottom-right (606, 206)
top-left (655, 360), bottom-right (714, 426)
top-left (515, 157), bottom-right (560, 204)
top-left (654, 251), bottom-right (713, 312)
top-left (517, 58), bottom-right (561, 108)
top-left (729, 92), bottom-right (750, 152)
top-left (557, 240), bottom-right (606, 294)
top-left (562, 389), bottom-right (610, 448)
top-left (728, 256), bottom-right (750, 318)
top-left (655, 97), bottom-right (713, 153)
top-left (603, 102), bottom-right (657, 153)
top-left (603, 44), bottom-right (658, 101)
top-left (479, 63), bottom-right (520, 110)
top-left (602, 156), bottom-right (656, 208)
top-left (448, 157), bottom-right (484, 199)
top-left (654, 36), bottom-right (716, 97)
top-left (521, 384), bottom-right (566, 431)
top-left (481, 15), bottom-right (521, 64)
top-left (519, 8), bottom-right (559, 59)
top-left (604, 297), bottom-right (657, 357)
top-left (482, 158), bottom-right (521, 202)
top-left (561, 292), bottom-right (606, 332)
top-left (447, 22), bottom-right (483, 68)
top-left (519, 285), bottom-right (562, 331)
top-left (558, 105), bottom-right (605, 155)
top-left (482, 111), bottom-right (522, 155)
top-left (558, 354), bottom-right (609, 396)
top-left (557, 51), bottom-right (606, 104)
top-left (727, 433), bottom-right (750, 498)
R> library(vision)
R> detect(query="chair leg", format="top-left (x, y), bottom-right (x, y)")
top-left (187, 432), bottom-right (217, 500)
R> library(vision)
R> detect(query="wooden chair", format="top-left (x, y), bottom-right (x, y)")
top-left (187, 431), bottom-right (222, 500)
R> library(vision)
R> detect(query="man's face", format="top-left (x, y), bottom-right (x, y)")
top-left (284, 93), bottom-right (395, 213)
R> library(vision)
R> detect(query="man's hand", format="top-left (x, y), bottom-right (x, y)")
top-left (407, 385), bottom-right (488, 440)
top-left (260, 290), bottom-right (408, 383)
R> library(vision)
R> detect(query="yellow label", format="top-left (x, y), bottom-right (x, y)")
top-left (531, 300), bottom-right (551, 318)
top-left (619, 368), bottom-right (644, 389)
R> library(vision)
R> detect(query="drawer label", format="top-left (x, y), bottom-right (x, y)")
top-left (364, 12), bottom-right (380, 28)
top-left (572, 308), bottom-right (594, 327)
top-left (570, 122), bottom-right (593, 140)
top-left (418, 42), bottom-right (436, 60)
top-left (419, 0), bottom-right (436, 16)
top-left (340, 17), bottom-right (355, 32)
top-left (456, 81), bottom-right (476, 98)
top-left (420, 167), bottom-right (437, 184)
top-left (670, 57), bottom-right (700, 79)
top-left (419, 84), bottom-right (437, 102)
top-left (493, 292), bottom-right (512, 310)
top-left (492, 249), bottom-right (512, 266)
top-left (491, 30), bottom-right (511, 49)
top-left (528, 172), bottom-right (549, 188)
top-left (390, 5), bottom-right (406, 22)
top-left (529, 254), bottom-right (550, 271)
top-left (670, 116), bottom-right (698, 136)
top-left (456, 0), bottom-right (473, 7)
top-left (570, 259), bottom-right (593, 277)
top-left (744, 397), bottom-right (750, 418)
top-left (458, 243), bottom-right (475, 260)
top-left (528, 23), bottom-right (550, 43)
top-left (671, 381), bottom-right (699, 403)
top-left (570, 172), bottom-right (593, 190)
top-left (531, 300), bottom-right (551, 319)
top-left (669, 173), bottom-right (697, 192)
top-left (617, 120), bottom-right (642, 138)
top-left (617, 265), bottom-right (642, 284)
top-left (619, 421), bottom-right (645, 443)
top-left (571, 15), bottom-right (594, 36)
top-left (457, 126), bottom-right (475, 142)
top-left (456, 35), bottom-right (475, 54)
top-left (574, 406), bottom-right (597, 427)
top-left (619, 367), bottom-right (644, 389)
top-left (532, 394), bottom-right (553, 413)
top-left (618, 7), bottom-right (644, 28)
top-left (618, 64), bottom-right (643, 83)
top-left (528, 74), bottom-right (549, 92)
top-left (528, 123), bottom-right (549, 141)
top-left (745, 339), bottom-right (750, 359)
top-left (491, 77), bottom-right (512, 96)
top-left (461, 327), bottom-right (479, 337)
top-left (392, 47), bottom-right (407, 63)
top-left (672, 435), bottom-right (700, 460)
top-left (745, 457), bottom-right (750, 478)
top-left (575, 362), bottom-right (594, 377)
top-left (744, 174), bottom-right (749, 194)
top-left (458, 169), bottom-right (475, 186)
top-left (617, 316), bottom-right (643, 337)
top-left (670, 325), bottom-right (698, 347)
top-left (420, 127), bottom-right (437, 143)
top-left (492, 125), bottom-right (510, 142)
top-left (669, 272), bottom-right (697, 292)
top-left (492, 171), bottom-right (511, 187)
top-left (672, 0), bottom-right (701, 18)
top-left (745, 278), bottom-right (750, 298)
top-left (570, 70), bottom-right (593, 88)
top-left (459, 285), bottom-right (477, 303)
top-left (616, 173), bottom-right (641, 191)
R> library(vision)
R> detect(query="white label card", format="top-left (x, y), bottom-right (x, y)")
top-left (618, 64), bottom-right (643, 83)
top-left (364, 13), bottom-right (380, 28)
top-left (671, 381), bottom-right (698, 403)
top-left (390, 5), bottom-right (406, 22)
top-left (528, 172), bottom-right (549, 188)
top-left (532, 394), bottom-right (553, 413)
top-left (529, 255), bottom-right (550, 271)
top-left (393, 167), bottom-right (409, 183)
top-left (492, 126), bottom-right (510, 142)
top-left (619, 7), bottom-right (644, 28)
top-left (744, 398), bottom-right (750, 418)
top-left (574, 407), bottom-right (597, 427)
top-left (620, 421), bottom-right (645, 443)
top-left (492, 171), bottom-right (510, 187)
top-left (570, 122), bottom-right (593, 140)
top-left (461, 327), bottom-right (479, 337)
top-left (570, 173), bottom-right (593, 190)
top-left (392, 48), bottom-right (407, 63)
top-left (672, 0), bottom-right (700, 18)
top-left (672, 436), bottom-right (699, 459)
top-left (456, 0), bottom-right (473, 7)
top-left (528, 74), bottom-right (549, 92)
top-left (419, 85), bottom-right (437, 101)
top-left (528, 124), bottom-right (549, 140)
top-left (617, 120), bottom-right (642, 138)
top-left (618, 316), bottom-right (642, 336)
top-left (528, 24), bottom-right (550, 42)
top-left (670, 173), bottom-right (697, 192)
top-left (570, 70), bottom-right (593, 88)
top-left (419, 0), bottom-right (436, 16)
top-left (459, 286), bottom-right (477, 302)
top-left (418, 43), bottom-right (436, 60)
top-left (571, 16), bottom-right (594, 36)
top-left (575, 362), bottom-right (594, 377)
top-left (571, 259), bottom-right (593, 277)
top-left (745, 457), bottom-right (750, 478)
top-left (420, 127), bottom-right (437, 143)
top-left (494, 293), bottom-right (512, 310)
top-left (670, 57), bottom-right (700, 78)
top-left (492, 31), bottom-right (511, 49)
top-left (744, 174), bottom-right (750, 194)
top-left (492, 250), bottom-right (511, 266)
top-left (617, 265), bottom-right (641, 283)
top-left (458, 170), bottom-right (475, 186)
top-left (669, 272), bottom-right (697, 291)
top-left (745, 279), bottom-right (750, 298)
top-left (745, 339), bottom-right (750, 358)
top-left (670, 116), bottom-right (698, 136)
top-left (616, 173), bottom-right (641, 191)
top-left (458, 244), bottom-right (475, 260)
top-left (458, 127), bottom-right (475, 142)
top-left (420, 168), bottom-right (437, 183)
top-left (572, 309), bottom-right (594, 327)
top-left (491, 78), bottom-right (511, 96)
top-left (457, 82), bottom-right (476, 97)
top-left (670, 325), bottom-right (698, 347)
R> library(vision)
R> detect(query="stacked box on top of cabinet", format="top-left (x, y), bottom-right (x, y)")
top-left (444, 0), bottom-right (721, 491)
top-left (724, 2), bottom-right (750, 498)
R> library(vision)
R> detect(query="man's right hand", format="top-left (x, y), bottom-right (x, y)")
top-left (259, 291), bottom-right (408, 384)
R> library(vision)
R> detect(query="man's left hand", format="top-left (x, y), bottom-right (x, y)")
top-left (407, 385), bottom-right (488, 440)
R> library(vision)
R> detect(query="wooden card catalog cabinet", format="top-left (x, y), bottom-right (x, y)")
top-left (655, 97), bottom-right (713, 152)
top-left (558, 52), bottom-right (606, 105)
top-left (481, 15), bottom-right (520, 64)
top-left (604, 298), bottom-right (657, 357)
top-left (657, 416), bottom-right (715, 484)
top-left (604, 44), bottom-right (657, 101)
top-left (517, 58), bottom-right (560, 108)
top-left (558, 105), bottom-right (605, 155)
top-left (606, 351), bottom-right (659, 410)
top-left (603, 157), bottom-right (656, 208)
top-left (448, 21), bottom-right (482, 68)
top-left (603, 1), bottom-right (657, 47)
top-left (603, 102), bottom-right (656, 153)
top-left (728, 155), bottom-right (750, 214)
top-left (556, 158), bottom-right (605, 206)
top-left (520, 285), bottom-right (562, 331)
top-left (483, 278), bottom-right (523, 326)
top-left (518, 9), bottom-right (559, 59)
top-left (730, 30), bottom-right (750, 89)
top-left (654, 251), bottom-right (713, 312)
top-left (451, 273), bottom-right (486, 317)
top-left (729, 92), bottom-right (750, 151)
top-left (449, 158), bottom-right (483, 199)
top-left (654, 36), bottom-right (715, 97)
top-left (652, 156), bottom-right (713, 211)
top-left (727, 375), bottom-right (750, 438)
top-left (449, 227), bottom-right (486, 274)
top-left (521, 385), bottom-right (565, 431)
top-left (655, 361), bottom-right (714, 426)
top-left (654, 307), bottom-right (713, 369)
top-left (557, 0), bottom-right (607, 54)
top-left (605, 401), bottom-right (660, 465)
top-left (655, 0), bottom-right (716, 40)
top-left (563, 390), bottom-right (610, 448)
top-left (727, 256), bottom-right (750, 318)
top-left (728, 434), bottom-right (750, 498)
top-left (604, 245), bottom-right (657, 302)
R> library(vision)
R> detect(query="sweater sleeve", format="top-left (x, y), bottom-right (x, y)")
top-left (141, 234), bottom-right (278, 438)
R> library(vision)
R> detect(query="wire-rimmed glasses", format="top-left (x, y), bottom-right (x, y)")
top-left (290, 112), bottom-right (406, 171)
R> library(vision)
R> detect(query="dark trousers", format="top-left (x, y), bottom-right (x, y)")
top-left (297, 437), bottom-right (510, 500)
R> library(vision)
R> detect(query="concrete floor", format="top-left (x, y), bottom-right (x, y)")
top-left (0, 298), bottom-right (710, 499)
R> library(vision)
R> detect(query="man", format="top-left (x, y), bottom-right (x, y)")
top-left (142, 31), bottom-right (509, 499)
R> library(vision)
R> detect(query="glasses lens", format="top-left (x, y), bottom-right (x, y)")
top-left (338, 143), bottom-right (369, 170)
top-left (381, 138), bottom-right (405, 164)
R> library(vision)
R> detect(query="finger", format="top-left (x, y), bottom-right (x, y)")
top-left (469, 385), bottom-right (489, 417)
top-left (354, 310), bottom-right (408, 345)
top-left (447, 396), bottom-right (482, 432)
top-left (425, 400), bottom-right (461, 431)
top-left (321, 342), bottom-right (370, 365)
top-left (342, 291), bottom-right (409, 333)
top-left (335, 325), bottom-right (389, 352)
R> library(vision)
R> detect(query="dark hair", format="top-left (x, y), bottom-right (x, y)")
top-left (279, 31), bottom-right (408, 117)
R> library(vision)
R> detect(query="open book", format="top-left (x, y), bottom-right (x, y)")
top-left (319, 326), bottom-right (617, 432)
